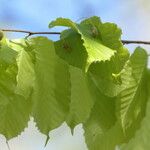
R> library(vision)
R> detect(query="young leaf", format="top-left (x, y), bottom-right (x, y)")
top-left (99, 22), bottom-right (123, 50)
top-left (83, 47), bottom-right (148, 150)
top-left (55, 29), bottom-right (88, 70)
top-left (66, 66), bottom-right (94, 131)
top-left (83, 75), bottom-right (117, 150)
top-left (31, 37), bottom-right (71, 135)
top-left (86, 21), bottom-right (130, 97)
top-left (0, 43), bottom-right (31, 139)
top-left (119, 69), bottom-right (150, 150)
top-left (87, 46), bottom-right (129, 97)
top-left (9, 39), bottom-right (35, 98)
top-left (80, 16), bottom-right (101, 24)
top-left (49, 17), bottom-right (116, 71)
top-left (116, 47), bottom-right (148, 137)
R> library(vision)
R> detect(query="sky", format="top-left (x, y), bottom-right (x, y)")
top-left (0, 0), bottom-right (150, 149)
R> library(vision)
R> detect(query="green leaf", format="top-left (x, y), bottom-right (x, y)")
top-left (31, 37), bottom-right (70, 135)
top-left (87, 46), bottom-right (129, 97)
top-left (66, 66), bottom-right (94, 131)
top-left (83, 56), bottom-right (142, 150)
top-left (84, 21), bottom-right (129, 97)
top-left (83, 75), bottom-right (117, 150)
top-left (9, 39), bottom-right (35, 98)
top-left (119, 69), bottom-right (150, 150)
top-left (85, 120), bottom-right (126, 150)
top-left (49, 17), bottom-right (116, 71)
top-left (0, 45), bottom-right (17, 69)
top-left (116, 47), bottom-right (148, 137)
top-left (54, 29), bottom-right (88, 70)
top-left (80, 16), bottom-right (102, 26)
top-left (0, 43), bottom-right (31, 139)
top-left (81, 18), bottom-right (123, 50)
top-left (83, 47), bottom-right (148, 150)
top-left (99, 22), bottom-right (123, 50)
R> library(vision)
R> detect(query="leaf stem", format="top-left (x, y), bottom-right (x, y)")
top-left (6, 140), bottom-right (11, 150)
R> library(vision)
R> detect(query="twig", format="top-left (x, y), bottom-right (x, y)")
top-left (122, 40), bottom-right (150, 45)
top-left (1, 29), bottom-right (150, 45)
top-left (1, 29), bottom-right (61, 37)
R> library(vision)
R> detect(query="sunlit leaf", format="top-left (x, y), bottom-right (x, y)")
top-left (116, 47), bottom-right (148, 137)
top-left (50, 17), bottom-right (116, 71)
top-left (31, 37), bottom-right (70, 135)
top-left (66, 66), bottom-right (94, 131)
top-left (0, 42), bottom-right (31, 139)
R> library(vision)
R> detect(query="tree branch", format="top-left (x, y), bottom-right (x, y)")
top-left (1, 29), bottom-right (150, 45)
top-left (1, 29), bottom-right (61, 36)
top-left (121, 40), bottom-right (150, 45)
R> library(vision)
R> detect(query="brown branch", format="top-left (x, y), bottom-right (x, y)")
top-left (122, 40), bottom-right (150, 45)
top-left (1, 29), bottom-right (150, 45)
top-left (1, 29), bottom-right (61, 36)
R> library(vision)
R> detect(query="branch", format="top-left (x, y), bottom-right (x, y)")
top-left (1, 29), bottom-right (150, 45)
top-left (122, 40), bottom-right (150, 45)
top-left (1, 29), bottom-right (61, 37)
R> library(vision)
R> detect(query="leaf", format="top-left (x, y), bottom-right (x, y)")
top-left (9, 39), bottom-right (35, 98)
top-left (86, 21), bottom-right (130, 97)
top-left (83, 75), bottom-right (117, 150)
top-left (80, 16), bottom-right (102, 27)
top-left (83, 57), bottom-right (139, 150)
top-left (49, 17), bottom-right (116, 71)
top-left (116, 47), bottom-right (148, 137)
top-left (85, 120), bottom-right (127, 150)
top-left (31, 37), bottom-right (70, 135)
top-left (0, 45), bottom-right (17, 69)
top-left (66, 66), bottom-right (94, 131)
top-left (83, 47), bottom-right (148, 150)
top-left (0, 43), bottom-right (31, 139)
top-left (119, 69), bottom-right (150, 150)
top-left (99, 22), bottom-right (123, 50)
top-left (87, 46), bottom-right (129, 97)
top-left (54, 29), bottom-right (88, 70)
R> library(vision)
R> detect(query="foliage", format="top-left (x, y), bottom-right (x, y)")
top-left (0, 16), bottom-right (149, 150)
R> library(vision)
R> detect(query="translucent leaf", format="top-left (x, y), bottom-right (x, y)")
top-left (0, 43), bottom-right (31, 139)
top-left (99, 22), bottom-right (123, 50)
top-left (9, 39), bottom-right (35, 98)
top-left (119, 69), bottom-right (150, 150)
top-left (116, 47), bottom-right (148, 137)
top-left (86, 21), bottom-right (130, 97)
top-left (80, 16), bottom-right (102, 26)
top-left (120, 69), bottom-right (150, 150)
top-left (87, 46), bottom-right (129, 97)
top-left (66, 66), bottom-right (94, 131)
top-left (85, 120), bottom-right (127, 150)
top-left (49, 17), bottom-right (116, 71)
top-left (0, 45), bottom-right (17, 69)
top-left (83, 47), bottom-right (148, 150)
top-left (31, 37), bottom-right (70, 135)
top-left (83, 75), bottom-right (117, 150)
top-left (54, 29), bottom-right (88, 70)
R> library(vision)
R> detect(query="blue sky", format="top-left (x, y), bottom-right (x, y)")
top-left (0, 0), bottom-right (150, 149)
top-left (1, 0), bottom-right (150, 43)
top-left (0, 0), bottom-right (145, 36)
